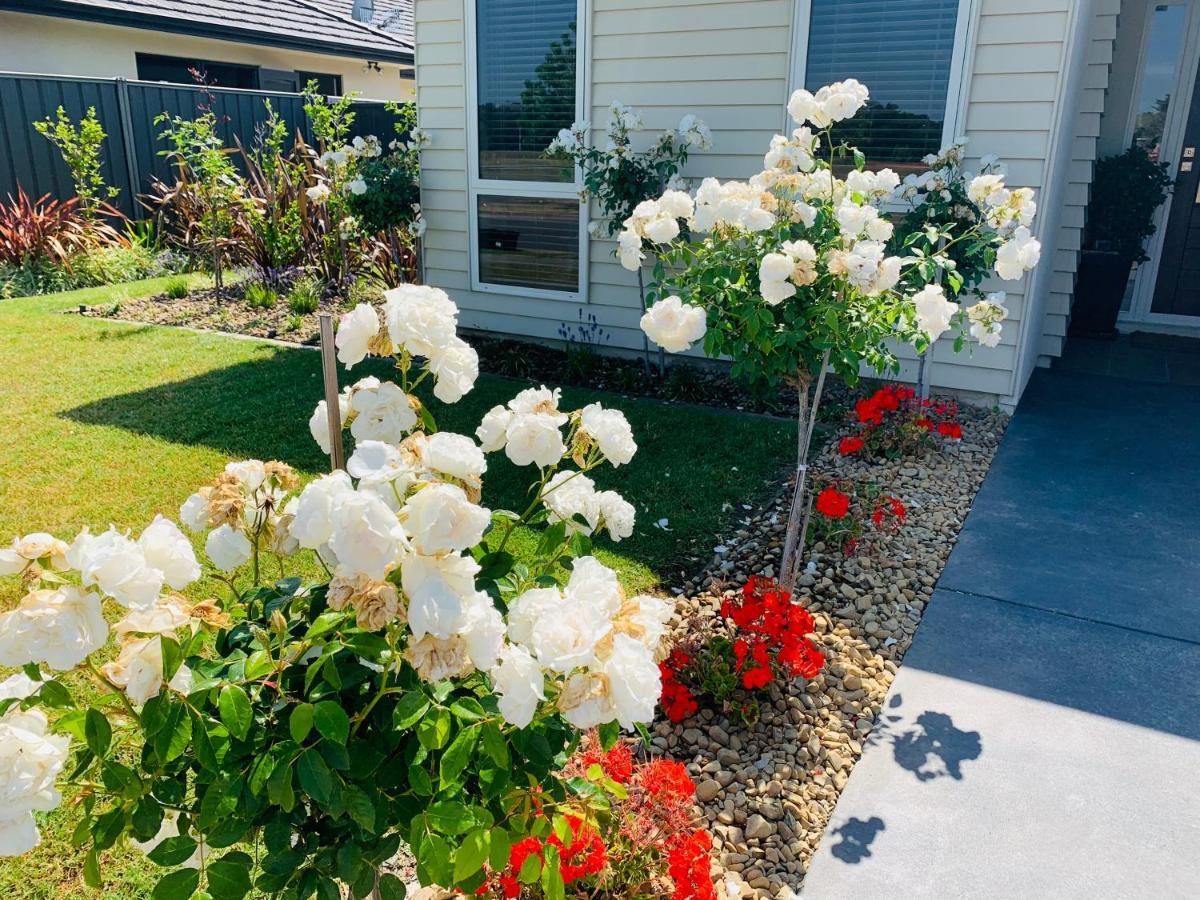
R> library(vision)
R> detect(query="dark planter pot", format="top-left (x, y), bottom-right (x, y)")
top-left (1070, 249), bottom-right (1133, 338)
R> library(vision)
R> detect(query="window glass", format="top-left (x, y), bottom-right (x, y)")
top-left (298, 72), bottom-right (344, 97)
top-left (1131, 3), bottom-right (1188, 160)
top-left (476, 0), bottom-right (577, 182)
top-left (477, 195), bottom-right (579, 292)
top-left (806, 0), bottom-right (959, 172)
top-left (135, 53), bottom-right (259, 90)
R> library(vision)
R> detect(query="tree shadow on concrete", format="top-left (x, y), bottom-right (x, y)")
top-left (829, 816), bottom-right (886, 864)
top-left (872, 693), bottom-right (983, 782)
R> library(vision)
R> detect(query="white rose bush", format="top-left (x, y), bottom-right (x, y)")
top-left (0, 282), bottom-right (671, 897)
top-left (622, 80), bottom-right (1042, 586)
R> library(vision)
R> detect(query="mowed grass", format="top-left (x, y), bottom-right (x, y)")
top-left (0, 277), bottom-right (793, 897)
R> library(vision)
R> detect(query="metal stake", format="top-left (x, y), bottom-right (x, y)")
top-left (319, 313), bottom-right (345, 471)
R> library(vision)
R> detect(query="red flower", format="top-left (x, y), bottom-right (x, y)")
top-left (579, 739), bottom-right (635, 785)
top-left (855, 396), bottom-right (884, 425)
top-left (937, 421), bottom-right (962, 440)
top-left (498, 837), bottom-right (545, 897)
top-left (667, 830), bottom-right (717, 900)
top-left (547, 815), bottom-right (607, 884)
top-left (871, 495), bottom-right (907, 530)
top-left (815, 485), bottom-right (851, 519)
top-left (640, 759), bottom-right (697, 805)
top-left (838, 436), bottom-right (864, 455)
top-left (741, 665), bottom-right (772, 689)
top-left (660, 665), bottom-right (699, 723)
top-left (914, 417), bottom-right (934, 430)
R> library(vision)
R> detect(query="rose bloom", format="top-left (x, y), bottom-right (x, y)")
top-left (815, 485), bottom-right (851, 519)
top-left (289, 471), bottom-right (355, 549)
top-left (640, 295), bottom-right (707, 354)
top-left (307, 390), bottom-right (351, 456)
top-left (138, 515), bottom-right (200, 590)
top-left (102, 636), bottom-right (193, 705)
top-left (326, 490), bottom-right (408, 580)
top-left (0, 533), bottom-right (69, 575)
top-left (402, 483), bottom-right (490, 555)
top-left (0, 585), bottom-right (108, 671)
top-left (335, 303), bottom-right (381, 368)
top-left (402, 551), bottom-right (480, 640)
top-left (67, 526), bottom-right (163, 609)
top-left (205, 524), bottom-right (252, 572)
top-left (597, 490), bottom-right (635, 542)
top-left (504, 412), bottom-right (567, 468)
top-left (0, 708), bottom-right (70, 857)
top-left (383, 284), bottom-right (459, 358)
top-left (423, 432), bottom-right (487, 485)
top-left (476, 405), bottom-right (514, 452)
top-left (578, 403), bottom-right (637, 466)
top-left (491, 645), bottom-right (545, 728)
top-left (427, 336), bottom-right (479, 403)
top-left (350, 381), bottom-right (418, 445)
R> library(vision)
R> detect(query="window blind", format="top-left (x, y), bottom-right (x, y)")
top-left (476, 0), bottom-right (577, 182)
top-left (477, 195), bottom-right (579, 292)
top-left (805, 0), bottom-right (960, 169)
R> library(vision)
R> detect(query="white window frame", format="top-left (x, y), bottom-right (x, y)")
top-left (785, 0), bottom-right (976, 156)
top-left (464, 0), bottom-right (589, 302)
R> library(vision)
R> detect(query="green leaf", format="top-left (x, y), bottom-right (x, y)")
top-left (206, 858), bottom-right (253, 900)
top-left (417, 707), bottom-right (451, 750)
top-left (313, 700), bottom-right (350, 744)
top-left (243, 649), bottom-right (274, 681)
top-left (343, 784), bottom-right (376, 832)
top-left (541, 845), bottom-right (565, 900)
top-left (153, 701), bottom-right (192, 763)
top-left (518, 851), bottom-right (541, 884)
top-left (449, 697), bottom-right (486, 722)
top-left (289, 702), bottom-right (314, 743)
top-left (83, 848), bottom-right (101, 888)
top-left (377, 874), bottom-right (407, 900)
top-left (148, 835), bottom-right (199, 867)
top-left (160, 635), bottom-right (184, 682)
top-left (218, 684), bottom-right (252, 741)
top-left (426, 800), bottom-right (473, 835)
top-left (597, 721), bottom-right (619, 750)
top-left (479, 724), bottom-right (509, 768)
top-left (439, 725), bottom-right (478, 788)
top-left (488, 827), bottom-right (512, 871)
top-left (393, 692), bottom-right (430, 730)
top-left (84, 708), bottom-right (111, 757)
top-left (151, 868), bottom-right (200, 900)
top-left (297, 748), bottom-right (333, 803)
top-left (453, 828), bottom-right (491, 883)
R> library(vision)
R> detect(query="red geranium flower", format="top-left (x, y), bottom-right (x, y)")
top-left (667, 830), bottom-right (717, 900)
top-left (937, 421), bottom-right (963, 440)
top-left (855, 396), bottom-right (884, 425)
top-left (914, 417), bottom-right (934, 430)
top-left (871, 495), bottom-right (907, 530)
top-left (838, 436), bottom-right (864, 455)
top-left (815, 485), bottom-right (851, 518)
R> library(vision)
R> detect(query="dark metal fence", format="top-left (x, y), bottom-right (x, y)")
top-left (0, 72), bottom-right (406, 217)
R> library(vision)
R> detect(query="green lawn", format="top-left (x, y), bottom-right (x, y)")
top-left (0, 276), bottom-right (793, 897)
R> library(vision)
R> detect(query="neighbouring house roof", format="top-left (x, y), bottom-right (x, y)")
top-left (322, 0), bottom-right (413, 47)
top-left (0, 0), bottom-right (414, 64)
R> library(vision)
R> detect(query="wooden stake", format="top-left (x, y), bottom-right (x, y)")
top-left (319, 313), bottom-right (345, 471)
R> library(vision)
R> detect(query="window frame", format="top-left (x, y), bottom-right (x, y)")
top-left (785, 0), bottom-right (976, 162)
top-left (464, 0), bottom-right (589, 302)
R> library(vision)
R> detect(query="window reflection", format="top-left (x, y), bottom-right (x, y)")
top-left (478, 195), bottom-right (579, 292)
top-left (1131, 3), bottom-right (1188, 160)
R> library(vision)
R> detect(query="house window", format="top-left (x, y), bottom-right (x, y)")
top-left (467, 0), bottom-right (586, 299)
top-left (136, 53), bottom-right (260, 90)
top-left (298, 72), bottom-right (344, 97)
top-left (792, 0), bottom-right (971, 172)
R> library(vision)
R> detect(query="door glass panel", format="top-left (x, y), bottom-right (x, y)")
top-left (1131, 3), bottom-right (1188, 160)
top-left (477, 195), bottom-right (579, 292)
top-left (476, 0), bottom-right (577, 182)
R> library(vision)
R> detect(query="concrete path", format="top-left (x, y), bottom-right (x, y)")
top-left (802, 365), bottom-right (1200, 899)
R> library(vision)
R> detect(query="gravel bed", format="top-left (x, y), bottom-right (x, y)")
top-left (654, 402), bottom-right (1009, 899)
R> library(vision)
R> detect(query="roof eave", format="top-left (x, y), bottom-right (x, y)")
top-left (0, 0), bottom-right (415, 65)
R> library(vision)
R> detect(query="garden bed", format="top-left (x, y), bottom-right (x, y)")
top-left (656, 402), bottom-right (1008, 899)
top-left (76, 286), bottom-right (857, 418)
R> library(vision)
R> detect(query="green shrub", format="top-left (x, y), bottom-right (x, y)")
top-left (243, 281), bottom-right (278, 309)
top-left (0, 245), bottom-right (159, 299)
top-left (163, 275), bottom-right (190, 299)
top-left (286, 277), bottom-right (321, 315)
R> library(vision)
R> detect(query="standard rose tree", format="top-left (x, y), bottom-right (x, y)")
top-left (622, 79), bottom-right (1041, 587)
top-left (0, 285), bottom-right (668, 897)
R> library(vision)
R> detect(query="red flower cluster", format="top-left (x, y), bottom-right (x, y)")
top-left (841, 386), bottom-right (962, 458)
top-left (577, 739), bottom-right (635, 784)
top-left (721, 577), bottom-right (825, 689)
top-left (660, 648), bottom-right (699, 723)
top-left (639, 758), bottom-right (697, 807)
top-left (666, 830), bottom-right (717, 900)
top-left (815, 485), bottom-right (851, 518)
top-left (871, 495), bottom-right (907, 531)
top-left (495, 816), bottom-right (607, 897)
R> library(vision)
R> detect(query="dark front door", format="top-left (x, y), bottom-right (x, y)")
top-left (1152, 66), bottom-right (1200, 317)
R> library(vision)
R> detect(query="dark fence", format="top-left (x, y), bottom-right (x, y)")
top-left (0, 72), bottom-right (406, 218)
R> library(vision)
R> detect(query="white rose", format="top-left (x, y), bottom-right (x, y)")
top-left (102, 636), bottom-right (192, 705)
top-left (640, 296), bottom-right (707, 354)
top-left (424, 432), bottom-right (487, 484)
top-left (597, 633), bottom-right (661, 728)
top-left (617, 228), bottom-right (643, 271)
top-left (178, 492), bottom-right (210, 533)
top-left (0, 708), bottom-right (69, 857)
top-left (490, 645), bottom-right (545, 728)
top-left (114, 596), bottom-right (192, 636)
top-left (619, 593), bottom-right (673, 652)
top-left (459, 590), bottom-right (504, 671)
top-left (643, 214), bottom-right (680, 245)
top-left (348, 177), bottom-right (367, 195)
top-left (306, 184), bottom-right (330, 204)
top-left (759, 252), bottom-right (794, 284)
top-left (511, 589), bottom-right (610, 673)
top-left (350, 381), bottom-right (418, 445)
top-left (0, 672), bottom-right (39, 705)
top-left (579, 403), bottom-right (637, 466)
top-left (67, 527), bottom-right (162, 609)
top-left (995, 227), bottom-right (1041, 280)
top-left (224, 460), bottom-right (267, 493)
top-left (505, 412), bottom-right (567, 468)
top-left (138, 515), bottom-right (200, 590)
top-left (509, 385), bottom-right (563, 416)
top-left (0, 533), bottom-right (69, 574)
top-left (336, 304), bottom-right (381, 368)
top-left (760, 278), bottom-right (797, 306)
top-left (913, 284), bottom-right (957, 343)
top-left (542, 471), bottom-right (600, 535)
top-left (0, 586), bottom-right (108, 671)
top-left (402, 483), bottom-right (490, 555)
top-left (564, 555), bottom-right (624, 617)
top-left (427, 336), bottom-right (479, 403)
top-left (328, 491), bottom-right (407, 580)
top-left (308, 391), bottom-right (351, 456)
top-left (290, 471), bottom-right (355, 549)
top-left (476, 405), bottom-right (513, 452)
top-left (658, 189), bottom-right (694, 220)
top-left (205, 524), bottom-right (251, 572)
top-left (383, 284), bottom-right (459, 358)
top-left (347, 440), bottom-right (413, 489)
top-left (402, 552), bottom-right (480, 640)
top-left (597, 490), bottom-right (635, 542)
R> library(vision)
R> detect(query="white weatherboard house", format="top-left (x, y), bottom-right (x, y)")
top-left (414, 0), bottom-right (1200, 408)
